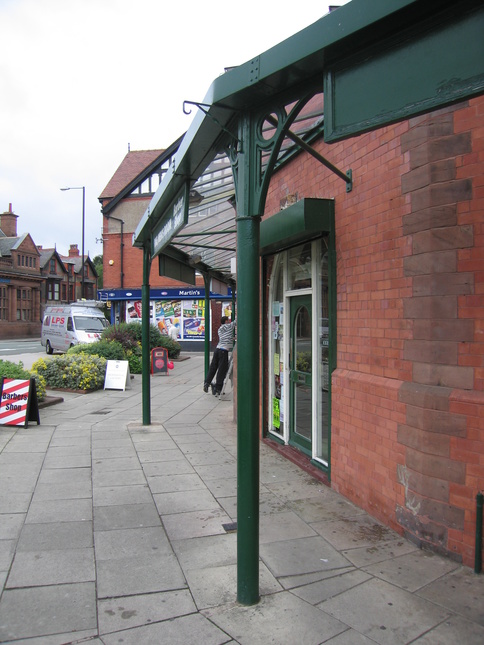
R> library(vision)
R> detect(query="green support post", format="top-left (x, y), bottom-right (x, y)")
top-left (204, 272), bottom-right (211, 378)
top-left (142, 245), bottom-right (151, 425)
top-left (236, 114), bottom-right (260, 606)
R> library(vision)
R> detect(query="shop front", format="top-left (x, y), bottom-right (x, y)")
top-left (97, 286), bottom-right (233, 350)
top-left (261, 198), bottom-right (335, 476)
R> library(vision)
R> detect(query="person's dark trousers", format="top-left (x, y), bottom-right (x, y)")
top-left (205, 348), bottom-right (229, 393)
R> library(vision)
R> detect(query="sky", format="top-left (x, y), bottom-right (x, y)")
top-left (0, 0), bottom-right (350, 259)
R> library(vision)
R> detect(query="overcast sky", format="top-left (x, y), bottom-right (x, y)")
top-left (0, 0), bottom-right (349, 258)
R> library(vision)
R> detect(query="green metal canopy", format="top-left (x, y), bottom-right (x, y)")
top-left (133, 0), bottom-right (484, 606)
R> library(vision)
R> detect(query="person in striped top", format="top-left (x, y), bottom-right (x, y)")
top-left (203, 316), bottom-right (236, 396)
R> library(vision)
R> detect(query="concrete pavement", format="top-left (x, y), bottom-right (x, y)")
top-left (0, 353), bottom-right (483, 644)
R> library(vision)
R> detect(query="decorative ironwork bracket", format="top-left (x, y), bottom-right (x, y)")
top-left (265, 114), bottom-right (353, 192)
top-left (183, 100), bottom-right (240, 144)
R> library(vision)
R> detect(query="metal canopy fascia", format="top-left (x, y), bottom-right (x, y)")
top-left (131, 0), bottom-right (483, 607)
top-left (133, 0), bottom-right (430, 252)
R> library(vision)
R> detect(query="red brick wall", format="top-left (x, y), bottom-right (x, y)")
top-left (103, 232), bottom-right (204, 290)
top-left (264, 96), bottom-right (484, 566)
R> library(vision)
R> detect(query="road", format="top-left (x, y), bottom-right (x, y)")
top-left (0, 338), bottom-right (45, 370)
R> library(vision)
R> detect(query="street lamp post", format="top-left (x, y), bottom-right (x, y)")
top-left (61, 186), bottom-right (85, 300)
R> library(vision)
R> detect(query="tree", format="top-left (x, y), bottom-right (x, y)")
top-left (93, 254), bottom-right (103, 288)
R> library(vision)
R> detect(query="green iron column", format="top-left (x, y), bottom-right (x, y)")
top-left (142, 244), bottom-right (151, 425)
top-left (203, 272), bottom-right (211, 378)
top-left (236, 113), bottom-right (261, 606)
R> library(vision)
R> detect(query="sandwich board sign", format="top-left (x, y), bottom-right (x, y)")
top-left (104, 360), bottom-right (131, 391)
top-left (151, 347), bottom-right (168, 375)
top-left (0, 378), bottom-right (40, 427)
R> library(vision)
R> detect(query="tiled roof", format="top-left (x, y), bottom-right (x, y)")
top-left (0, 235), bottom-right (25, 256)
top-left (99, 149), bottom-right (164, 202)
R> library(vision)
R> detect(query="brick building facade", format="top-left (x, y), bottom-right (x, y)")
top-left (98, 147), bottom-right (230, 347)
top-left (0, 205), bottom-right (98, 338)
top-left (261, 96), bottom-right (484, 567)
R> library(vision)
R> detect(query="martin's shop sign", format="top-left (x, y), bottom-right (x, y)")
top-left (151, 183), bottom-right (189, 258)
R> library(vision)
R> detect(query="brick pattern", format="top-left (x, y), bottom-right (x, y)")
top-left (397, 99), bottom-right (484, 564)
top-left (264, 95), bottom-right (484, 567)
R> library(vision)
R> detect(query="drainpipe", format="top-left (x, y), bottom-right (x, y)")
top-left (142, 244), bottom-right (151, 425)
top-left (475, 492), bottom-right (483, 573)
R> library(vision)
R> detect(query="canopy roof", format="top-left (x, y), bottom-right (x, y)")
top-left (134, 0), bottom-right (483, 285)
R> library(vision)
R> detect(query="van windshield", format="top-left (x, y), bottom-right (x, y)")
top-left (73, 316), bottom-right (108, 332)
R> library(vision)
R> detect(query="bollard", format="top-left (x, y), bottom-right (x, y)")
top-left (475, 492), bottom-right (483, 574)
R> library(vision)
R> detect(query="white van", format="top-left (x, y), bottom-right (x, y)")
top-left (41, 301), bottom-right (109, 354)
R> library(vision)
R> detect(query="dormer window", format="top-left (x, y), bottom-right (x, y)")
top-left (49, 258), bottom-right (56, 274)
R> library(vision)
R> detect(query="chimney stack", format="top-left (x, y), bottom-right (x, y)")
top-left (68, 244), bottom-right (80, 257)
top-left (0, 204), bottom-right (19, 237)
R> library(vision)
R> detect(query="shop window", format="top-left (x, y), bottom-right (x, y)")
top-left (270, 256), bottom-right (284, 437)
top-left (0, 287), bottom-right (7, 320)
top-left (288, 243), bottom-right (311, 290)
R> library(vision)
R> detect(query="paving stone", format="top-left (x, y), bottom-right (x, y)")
top-left (25, 498), bottom-right (92, 523)
top-left (93, 484), bottom-right (153, 507)
top-left (38, 466), bottom-right (91, 484)
top-left (92, 456), bottom-right (140, 471)
top-left (0, 582), bottom-right (96, 641)
top-left (32, 481), bottom-right (92, 501)
top-left (43, 454), bottom-right (92, 469)
top-left (96, 553), bottom-right (186, 598)
top-left (292, 569), bottom-right (372, 604)
top-left (185, 562), bottom-right (282, 610)
top-left (94, 526), bottom-right (172, 560)
top-left (341, 536), bottom-right (418, 568)
top-left (321, 578), bottom-right (450, 645)
top-left (363, 548), bottom-right (459, 592)
top-left (142, 458), bottom-right (195, 476)
top-left (101, 610), bottom-right (230, 645)
top-left (260, 511), bottom-right (317, 544)
top-left (410, 614), bottom-right (484, 644)
top-left (147, 473), bottom-right (205, 494)
top-left (0, 513), bottom-right (25, 540)
top-left (172, 533), bottom-right (237, 570)
top-left (260, 535), bottom-right (351, 577)
top-left (162, 507), bottom-right (232, 541)
top-left (17, 521), bottom-right (93, 551)
top-left (6, 548), bottom-right (95, 587)
top-left (416, 566), bottom-right (484, 626)
top-left (153, 489), bottom-right (219, 515)
top-left (98, 589), bottom-right (196, 634)
top-left (203, 591), bottom-right (346, 645)
top-left (94, 503), bottom-right (161, 531)
top-left (0, 490), bottom-right (32, 513)
top-left (93, 468), bottom-right (146, 487)
top-left (0, 540), bottom-right (15, 571)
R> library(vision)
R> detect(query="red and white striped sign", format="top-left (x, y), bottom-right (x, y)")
top-left (0, 379), bottom-right (30, 426)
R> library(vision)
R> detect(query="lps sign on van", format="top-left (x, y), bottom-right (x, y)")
top-left (41, 302), bottom-right (108, 354)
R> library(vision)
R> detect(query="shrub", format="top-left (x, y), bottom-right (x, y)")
top-left (0, 359), bottom-right (46, 401)
top-left (126, 352), bottom-right (142, 374)
top-left (32, 354), bottom-right (107, 391)
top-left (68, 340), bottom-right (126, 361)
top-left (101, 325), bottom-right (140, 352)
top-left (102, 322), bottom-right (181, 359)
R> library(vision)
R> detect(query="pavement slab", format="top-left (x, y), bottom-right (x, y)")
top-left (321, 577), bottom-right (450, 645)
top-left (0, 352), bottom-right (482, 644)
top-left (203, 592), bottom-right (346, 645)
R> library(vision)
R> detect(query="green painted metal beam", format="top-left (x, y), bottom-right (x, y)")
top-left (236, 113), bottom-right (260, 606)
top-left (142, 245), bottom-right (151, 425)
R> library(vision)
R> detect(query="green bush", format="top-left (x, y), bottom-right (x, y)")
top-left (68, 340), bottom-right (126, 361)
top-left (101, 325), bottom-right (140, 352)
top-left (0, 359), bottom-right (46, 401)
top-left (32, 354), bottom-right (107, 391)
top-left (102, 322), bottom-right (181, 359)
